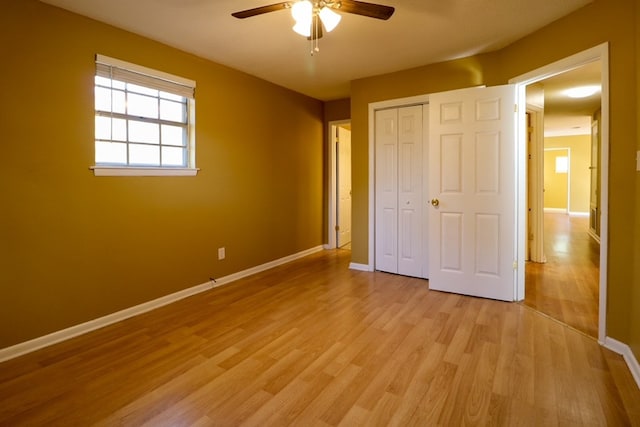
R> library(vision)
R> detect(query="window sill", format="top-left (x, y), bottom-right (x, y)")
top-left (90, 166), bottom-right (199, 177)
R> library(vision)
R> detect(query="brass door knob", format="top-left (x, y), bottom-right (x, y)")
top-left (431, 198), bottom-right (440, 207)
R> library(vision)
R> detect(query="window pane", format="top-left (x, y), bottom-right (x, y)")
top-left (112, 90), bottom-right (126, 114)
top-left (95, 88), bottom-right (125, 114)
top-left (95, 76), bottom-right (112, 87)
top-left (161, 124), bottom-right (186, 146)
top-left (95, 116), bottom-right (112, 140)
top-left (160, 99), bottom-right (186, 122)
top-left (95, 87), bottom-right (112, 111)
top-left (160, 91), bottom-right (184, 102)
top-left (128, 93), bottom-right (158, 119)
top-left (96, 117), bottom-right (127, 141)
top-left (130, 144), bottom-right (160, 166)
top-left (127, 83), bottom-right (158, 96)
top-left (555, 156), bottom-right (568, 173)
top-left (112, 79), bottom-right (126, 90)
top-left (96, 141), bottom-right (126, 164)
top-left (129, 120), bottom-right (159, 144)
top-left (162, 146), bottom-right (186, 166)
top-left (113, 118), bottom-right (127, 141)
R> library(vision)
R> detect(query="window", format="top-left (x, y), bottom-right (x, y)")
top-left (555, 156), bottom-right (568, 173)
top-left (92, 55), bottom-right (197, 176)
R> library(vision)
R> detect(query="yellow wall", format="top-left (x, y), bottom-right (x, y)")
top-left (543, 149), bottom-right (569, 210)
top-left (324, 98), bottom-right (351, 123)
top-left (351, 0), bottom-right (638, 351)
top-left (632, 0), bottom-right (640, 361)
top-left (0, 0), bottom-right (324, 348)
top-left (544, 135), bottom-right (591, 213)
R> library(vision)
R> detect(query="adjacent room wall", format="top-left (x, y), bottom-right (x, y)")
top-left (0, 0), bottom-right (324, 348)
top-left (543, 148), bottom-right (570, 211)
top-left (350, 0), bottom-right (638, 352)
top-left (545, 135), bottom-right (591, 213)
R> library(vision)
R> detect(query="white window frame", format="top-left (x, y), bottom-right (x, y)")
top-left (91, 54), bottom-right (198, 177)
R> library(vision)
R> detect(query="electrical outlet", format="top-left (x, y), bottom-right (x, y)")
top-left (218, 247), bottom-right (225, 260)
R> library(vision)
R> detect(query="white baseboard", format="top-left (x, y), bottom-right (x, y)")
top-left (349, 262), bottom-right (371, 272)
top-left (544, 208), bottom-right (568, 213)
top-left (604, 336), bottom-right (640, 390)
top-left (0, 245), bottom-right (325, 363)
top-left (569, 211), bottom-right (589, 217)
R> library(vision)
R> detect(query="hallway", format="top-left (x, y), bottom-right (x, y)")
top-left (524, 213), bottom-right (600, 338)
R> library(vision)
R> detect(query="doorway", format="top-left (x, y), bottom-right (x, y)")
top-left (337, 124), bottom-right (352, 248)
top-left (512, 44), bottom-right (608, 342)
top-left (327, 120), bottom-right (352, 250)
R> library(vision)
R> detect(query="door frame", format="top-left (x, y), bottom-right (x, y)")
top-left (510, 42), bottom-right (609, 343)
top-left (368, 94), bottom-right (431, 272)
top-left (527, 105), bottom-right (546, 262)
top-left (327, 120), bottom-right (351, 249)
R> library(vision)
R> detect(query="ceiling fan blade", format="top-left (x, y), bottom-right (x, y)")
top-left (337, 0), bottom-right (395, 20)
top-left (231, 2), bottom-right (291, 19)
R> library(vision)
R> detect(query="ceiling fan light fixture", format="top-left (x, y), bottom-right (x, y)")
top-left (232, 0), bottom-right (394, 54)
top-left (291, 0), bottom-right (312, 22)
top-left (319, 6), bottom-right (341, 32)
top-left (292, 19), bottom-right (312, 37)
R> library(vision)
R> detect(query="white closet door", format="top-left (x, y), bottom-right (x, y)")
top-left (375, 108), bottom-right (398, 274)
top-left (375, 105), bottom-right (425, 278)
top-left (397, 105), bottom-right (424, 277)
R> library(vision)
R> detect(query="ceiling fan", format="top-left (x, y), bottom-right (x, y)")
top-left (232, 1), bottom-right (395, 52)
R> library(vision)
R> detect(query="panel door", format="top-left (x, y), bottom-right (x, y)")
top-left (397, 105), bottom-right (424, 277)
top-left (337, 126), bottom-right (352, 247)
top-left (375, 106), bottom-right (425, 278)
top-left (428, 85), bottom-right (516, 301)
top-left (375, 108), bottom-right (399, 273)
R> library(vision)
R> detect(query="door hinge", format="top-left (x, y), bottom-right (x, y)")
top-left (335, 225), bottom-right (340, 231)
top-left (514, 104), bottom-right (518, 113)
top-left (513, 260), bottom-right (518, 270)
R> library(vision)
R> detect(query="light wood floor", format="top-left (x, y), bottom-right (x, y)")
top-left (524, 213), bottom-right (600, 338)
top-left (1, 249), bottom-right (638, 426)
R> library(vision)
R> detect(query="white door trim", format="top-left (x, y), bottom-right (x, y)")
top-left (510, 42), bottom-right (609, 344)
top-left (527, 105), bottom-right (545, 263)
top-left (368, 94), bottom-right (431, 271)
top-left (327, 119), bottom-right (351, 249)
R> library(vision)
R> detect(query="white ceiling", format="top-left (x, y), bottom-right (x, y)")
top-left (527, 61), bottom-right (602, 137)
top-left (40, 0), bottom-right (592, 101)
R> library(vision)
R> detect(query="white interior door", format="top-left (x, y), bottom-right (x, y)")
top-left (337, 126), bottom-right (352, 247)
top-left (375, 106), bottom-right (425, 278)
top-left (397, 105), bottom-right (424, 277)
top-left (428, 85), bottom-right (516, 301)
top-left (375, 108), bottom-right (399, 273)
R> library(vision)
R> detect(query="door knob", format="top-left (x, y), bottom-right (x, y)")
top-left (431, 198), bottom-right (440, 207)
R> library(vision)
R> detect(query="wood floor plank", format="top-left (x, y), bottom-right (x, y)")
top-left (524, 213), bottom-right (599, 338)
top-left (0, 249), bottom-right (638, 426)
